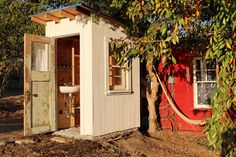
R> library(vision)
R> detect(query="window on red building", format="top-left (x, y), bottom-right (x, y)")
top-left (193, 58), bottom-right (217, 109)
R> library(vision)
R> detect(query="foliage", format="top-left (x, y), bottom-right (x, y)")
top-left (0, 0), bottom-right (44, 96)
top-left (204, 1), bottom-right (236, 156)
top-left (110, 0), bottom-right (204, 136)
top-left (110, 0), bottom-right (205, 66)
top-left (0, 60), bottom-right (15, 95)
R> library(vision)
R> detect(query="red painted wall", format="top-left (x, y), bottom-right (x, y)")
top-left (159, 50), bottom-right (212, 133)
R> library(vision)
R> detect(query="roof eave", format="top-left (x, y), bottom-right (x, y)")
top-left (30, 3), bottom-right (125, 28)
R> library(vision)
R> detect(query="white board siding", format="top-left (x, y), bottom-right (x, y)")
top-left (45, 15), bottom-right (94, 135)
top-left (44, 15), bottom-right (140, 136)
top-left (91, 19), bottom-right (140, 136)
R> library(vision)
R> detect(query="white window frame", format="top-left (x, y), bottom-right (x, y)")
top-left (104, 37), bottom-right (132, 95)
top-left (193, 57), bottom-right (216, 109)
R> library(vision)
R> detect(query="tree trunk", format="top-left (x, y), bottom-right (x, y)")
top-left (146, 61), bottom-right (160, 136)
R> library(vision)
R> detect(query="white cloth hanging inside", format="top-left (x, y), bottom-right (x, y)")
top-left (32, 42), bottom-right (48, 71)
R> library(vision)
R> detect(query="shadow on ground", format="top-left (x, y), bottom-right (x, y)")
top-left (0, 118), bottom-right (23, 133)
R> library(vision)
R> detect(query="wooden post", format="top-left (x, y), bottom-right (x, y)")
top-left (71, 47), bottom-right (75, 127)
top-left (72, 47), bottom-right (75, 86)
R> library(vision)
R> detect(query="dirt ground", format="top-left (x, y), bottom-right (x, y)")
top-left (0, 94), bottom-right (219, 157)
top-left (0, 94), bottom-right (23, 141)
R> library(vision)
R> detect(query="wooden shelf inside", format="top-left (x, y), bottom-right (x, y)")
top-left (58, 65), bottom-right (72, 69)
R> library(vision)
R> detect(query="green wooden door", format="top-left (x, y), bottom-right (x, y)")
top-left (24, 34), bottom-right (56, 136)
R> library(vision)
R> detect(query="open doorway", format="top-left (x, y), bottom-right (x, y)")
top-left (56, 35), bottom-right (80, 129)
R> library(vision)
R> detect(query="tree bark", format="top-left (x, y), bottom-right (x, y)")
top-left (146, 61), bottom-right (160, 136)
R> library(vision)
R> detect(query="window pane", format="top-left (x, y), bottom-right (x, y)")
top-left (196, 71), bottom-right (201, 81)
top-left (207, 71), bottom-right (216, 81)
top-left (109, 77), bottom-right (122, 88)
top-left (108, 39), bottom-right (128, 91)
top-left (32, 42), bottom-right (49, 71)
top-left (206, 59), bottom-right (216, 70)
top-left (109, 56), bottom-right (118, 65)
top-left (196, 60), bottom-right (201, 70)
top-left (197, 82), bottom-right (216, 105)
top-left (110, 67), bottom-right (122, 76)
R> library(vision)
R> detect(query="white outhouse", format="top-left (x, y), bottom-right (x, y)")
top-left (24, 4), bottom-right (140, 137)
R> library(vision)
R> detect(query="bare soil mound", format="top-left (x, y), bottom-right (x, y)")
top-left (113, 131), bottom-right (218, 157)
top-left (0, 95), bottom-right (24, 119)
top-left (0, 94), bottom-right (24, 139)
top-left (0, 134), bottom-right (129, 157)
top-left (0, 130), bottom-right (219, 157)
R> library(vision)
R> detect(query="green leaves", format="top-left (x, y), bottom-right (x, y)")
top-left (0, 1), bottom-right (45, 96)
top-left (205, 4), bottom-right (236, 154)
top-left (110, 0), bottom-right (126, 9)
top-left (225, 40), bottom-right (232, 50)
top-left (160, 24), bottom-right (167, 36)
top-left (171, 56), bottom-right (176, 64)
top-left (0, 59), bottom-right (16, 96)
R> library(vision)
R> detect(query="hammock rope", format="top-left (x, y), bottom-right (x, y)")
top-left (153, 66), bottom-right (207, 126)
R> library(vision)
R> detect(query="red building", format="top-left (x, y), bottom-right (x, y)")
top-left (158, 50), bottom-right (216, 133)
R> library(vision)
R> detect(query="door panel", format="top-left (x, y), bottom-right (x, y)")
top-left (31, 71), bottom-right (50, 81)
top-left (24, 33), bottom-right (56, 136)
top-left (31, 81), bottom-right (49, 127)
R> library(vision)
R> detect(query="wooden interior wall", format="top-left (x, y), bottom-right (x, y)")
top-left (57, 36), bottom-right (80, 129)
top-left (73, 39), bottom-right (80, 126)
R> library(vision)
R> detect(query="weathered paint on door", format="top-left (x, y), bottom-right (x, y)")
top-left (24, 34), bottom-right (56, 136)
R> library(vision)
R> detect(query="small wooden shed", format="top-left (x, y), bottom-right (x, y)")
top-left (24, 4), bottom-right (140, 137)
